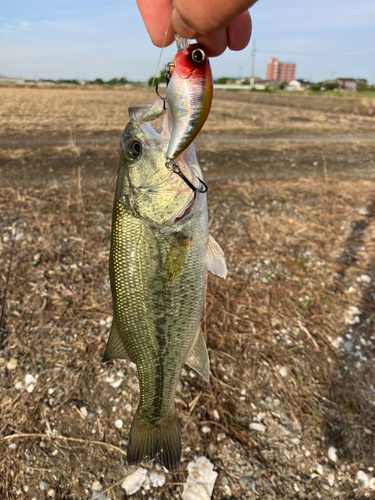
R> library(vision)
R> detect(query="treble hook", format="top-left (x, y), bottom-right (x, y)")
top-left (166, 159), bottom-right (208, 194)
top-left (155, 83), bottom-right (166, 110)
top-left (155, 62), bottom-right (175, 110)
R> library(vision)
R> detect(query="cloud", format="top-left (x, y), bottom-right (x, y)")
top-left (0, 21), bottom-right (31, 33)
top-left (40, 19), bottom-right (91, 33)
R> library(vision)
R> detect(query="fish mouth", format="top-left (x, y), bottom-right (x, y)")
top-left (171, 194), bottom-right (196, 225)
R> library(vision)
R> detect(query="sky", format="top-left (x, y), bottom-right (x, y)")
top-left (1, 0), bottom-right (375, 83)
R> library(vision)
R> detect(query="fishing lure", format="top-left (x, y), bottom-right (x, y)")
top-left (164, 40), bottom-right (213, 162)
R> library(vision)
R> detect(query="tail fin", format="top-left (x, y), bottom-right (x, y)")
top-left (127, 410), bottom-right (181, 472)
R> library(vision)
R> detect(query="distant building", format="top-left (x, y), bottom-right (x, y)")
top-left (0, 76), bottom-right (24, 84)
top-left (234, 76), bottom-right (263, 85)
top-left (285, 79), bottom-right (312, 91)
top-left (336, 78), bottom-right (367, 92)
top-left (266, 58), bottom-right (296, 81)
top-left (320, 78), bottom-right (368, 92)
top-left (285, 80), bottom-right (302, 91)
top-left (296, 79), bottom-right (312, 89)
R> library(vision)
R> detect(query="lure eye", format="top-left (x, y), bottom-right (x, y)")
top-left (191, 48), bottom-right (206, 64)
top-left (128, 140), bottom-right (142, 159)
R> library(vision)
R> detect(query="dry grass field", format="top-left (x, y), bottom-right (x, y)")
top-left (0, 86), bottom-right (375, 500)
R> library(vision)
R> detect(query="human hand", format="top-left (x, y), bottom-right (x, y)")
top-left (136, 0), bottom-right (257, 57)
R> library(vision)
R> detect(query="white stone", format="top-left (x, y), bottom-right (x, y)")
top-left (125, 403), bottom-right (132, 412)
top-left (212, 410), bottom-right (220, 421)
top-left (8, 443), bottom-right (17, 450)
top-left (359, 208), bottom-right (370, 216)
top-left (330, 338), bottom-right (340, 349)
top-left (148, 470), bottom-right (166, 487)
top-left (348, 306), bottom-right (361, 316)
top-left (25, 374), bottom-right (36, 385)
top-left (114, 419), bottom-right (123, 429)
top-left (201, 426), bottom-right (211, 434)
top-left (328, 446), bottom-right (337, 462)
top-left (7, 358), bottom-right (18, 370)
top-left (361, 275), bottom-right (371, 284)
top-left (315, 463), bottom-right (324, 475)
top-left (80, 407), bottom-right (88, 418)
top-left (249, 423), bottom-right (266, 433)
top-left (217, 433), bottom-right (226, 441)
top-left (26, 384), bottom-right (35, 393)
top-left (279, 366), bottom-right (287, 377)
top-left (110, 379), bottom-right (123, 389)
top-left (357, 470), bottom-right (369, 487)
top-left (182, 457), bottom-right (218, 500)
top-left (91, 481), bottom-right (102, 491)
top-left (39, 481), bottom-right (49, 491)
top-left (327, 474), bottom-right (335, 487)
top-left (122, 468), bottom-right (148, 495)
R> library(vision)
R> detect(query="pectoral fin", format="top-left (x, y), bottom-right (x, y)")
top-left (129, 99), bottom-right (165, 123)
top-left (185, 327), bottom-right (210, 382)
top-left (205, 234), bottom-right (227, 278)
top-left (164, 234), bottom-right (192, 283)
top-left (102, 315), bottom-right (131, 362)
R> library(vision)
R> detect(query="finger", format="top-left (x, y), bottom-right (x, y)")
top-left (171, 7), bottom-right (200, 40)
top-left (174, 0), bottom-right (258, 36)
top-left (136, 0), bottom-right (175, 47)
top-left (196, 29), bottom-right (228, 57)
top-left (227, 11), bottom-right (252, 51)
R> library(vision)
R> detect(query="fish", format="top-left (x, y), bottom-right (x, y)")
top-left (102, 99), bottom-right (226, 472)
top-left (165, 42), bottom-right (213, 161)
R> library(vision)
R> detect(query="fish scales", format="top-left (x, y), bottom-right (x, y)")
top-left (103, 101), bottom-right (226, 472)
top-left (111, 197), bottom-right (206, 415)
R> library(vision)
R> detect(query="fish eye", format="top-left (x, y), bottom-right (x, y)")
top-left (128, 140), bottom-right (142, 159)
top-left (191, 48), bottom-right (206, 64)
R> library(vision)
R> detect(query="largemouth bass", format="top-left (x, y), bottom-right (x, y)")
top-left (102, 100), bottom-right (226, 472)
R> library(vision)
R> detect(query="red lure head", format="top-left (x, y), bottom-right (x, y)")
top-left (171, 43), bottom-right (212, 81)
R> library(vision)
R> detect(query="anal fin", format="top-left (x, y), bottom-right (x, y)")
top-left (102, 315), bottom-right (131, 363)
top-left (185, 327), bottom-right (210, 382)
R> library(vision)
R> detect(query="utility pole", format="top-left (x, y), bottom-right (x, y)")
top-left (250, 40), bottom-right (256, 88)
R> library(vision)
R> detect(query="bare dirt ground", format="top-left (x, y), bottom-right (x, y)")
top-left (0, 87), bottom-right (375, 500)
